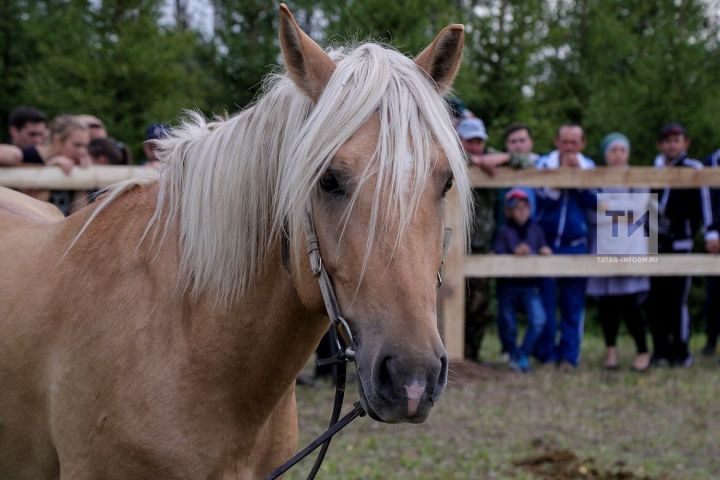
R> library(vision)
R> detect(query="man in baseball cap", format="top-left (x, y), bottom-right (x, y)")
top-left (456, 117), bottom-right (488, 156)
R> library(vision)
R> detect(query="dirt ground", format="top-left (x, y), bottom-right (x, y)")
top-left (450, 360), bottom-right (659, 480)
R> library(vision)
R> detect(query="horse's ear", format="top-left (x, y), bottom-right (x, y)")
top-left (415, 24), bottom-right (465, 94)
top-left (278, 3), bottom-right (336, 102)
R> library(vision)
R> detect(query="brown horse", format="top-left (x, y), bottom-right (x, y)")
top-left (0, 5), bottom-right (470, 479)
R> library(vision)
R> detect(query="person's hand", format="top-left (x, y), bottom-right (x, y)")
top-left (46, 155), bottom-right (75, 175)
top-left (471, 155), bottom-right (496, 176)
top-left (77, 152), bottom-right (92, 167)
top-left (706, 238), bottom-right (720, 253)
top-left (471, 153), bottom-right (512, 176)
top-left (539, 246), bottom-right (552, 255)
top-left (514, 243), bottom-right (530, 255)
top-left (561, 153), bottom-right (581, 168)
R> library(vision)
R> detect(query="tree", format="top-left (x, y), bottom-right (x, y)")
top-left (208, 1), bottom-right (280, 110)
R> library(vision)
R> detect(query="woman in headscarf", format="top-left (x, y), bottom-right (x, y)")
top-left (588, 133), bottom-right (651, 371)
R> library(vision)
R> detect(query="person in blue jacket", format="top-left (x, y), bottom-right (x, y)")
top-left (533, 143), bottom-right (597, 368)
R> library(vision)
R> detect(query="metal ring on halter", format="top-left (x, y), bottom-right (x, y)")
top-left (333, 315), bottom-right (355, 359)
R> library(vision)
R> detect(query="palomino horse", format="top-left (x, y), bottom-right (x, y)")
top-left (0, 5), bottom-right (470, 479)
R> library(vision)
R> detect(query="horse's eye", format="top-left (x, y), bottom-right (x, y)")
top-left (319, 171), bottom-right (345, 197)
top-left (441, 176), bottom-right (454, 197)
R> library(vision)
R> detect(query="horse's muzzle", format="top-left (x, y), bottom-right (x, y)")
top-left (357, 349), bottom-right (448, 424)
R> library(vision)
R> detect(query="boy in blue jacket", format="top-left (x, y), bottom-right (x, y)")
top-left (494, 189), bottom-right (552, 372)
top-left (533, 151), bottom-right (597, 368)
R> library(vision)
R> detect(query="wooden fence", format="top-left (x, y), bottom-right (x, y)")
top-left (4, 165), bottom-right (720, 360)
top-left (439, 166), bottom-right (720, 360)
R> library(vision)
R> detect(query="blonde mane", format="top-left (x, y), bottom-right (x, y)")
top-left (92, 43), bottom-right (471, 306)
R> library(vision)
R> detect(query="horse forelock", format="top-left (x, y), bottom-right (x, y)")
top-left (94, 42), bottom-right (470, 307)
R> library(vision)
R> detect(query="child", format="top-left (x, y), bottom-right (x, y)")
top-left (647, 123), bottom-right (718, 367)
top-left (493, 189), bottom-right (552, 372)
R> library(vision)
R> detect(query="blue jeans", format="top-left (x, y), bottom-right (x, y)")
top-left (497, 282), bottom-right (546, 357)
top-left (534, 277), bottom-right (588, 366)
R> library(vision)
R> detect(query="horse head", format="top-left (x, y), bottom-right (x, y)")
top-left (278, 5), bottom-right (469, 424)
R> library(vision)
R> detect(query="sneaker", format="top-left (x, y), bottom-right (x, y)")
top-left (603, 347), bottom-right (619, 370)
top-left (558, 361), bottom-right (575, 372)
top-left (677, 355), bottom-right (694, 368)
top-left (631, 352), bottom-right (651, 372)
top-left (516, 354), bottom-right (531, 373)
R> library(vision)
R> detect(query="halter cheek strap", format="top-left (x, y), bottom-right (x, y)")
top-left (305, 222), bottom-right (356, 358)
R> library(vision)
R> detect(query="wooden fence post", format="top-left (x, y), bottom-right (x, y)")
top-left (439, 189), bottom-right (465, 361)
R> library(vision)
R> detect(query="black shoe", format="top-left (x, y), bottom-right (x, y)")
top-left (651, 355), bottom-right (672, 368)
top-left (701, 343), bottom-right (717, 357)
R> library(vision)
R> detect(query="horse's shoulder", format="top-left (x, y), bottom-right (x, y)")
top-left (0, 186), bottom-right (64, 224)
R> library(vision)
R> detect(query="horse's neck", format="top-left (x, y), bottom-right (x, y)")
top-left (75, 185), bottom-right (328, 412)
top-left (187, 259), bottom-right (328, 407)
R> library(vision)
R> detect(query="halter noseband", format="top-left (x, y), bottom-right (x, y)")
top-left (269, 214), bottom-right (452, 480)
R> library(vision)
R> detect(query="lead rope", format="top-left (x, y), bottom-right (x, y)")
top-left (269, 221), bottom-right (453, 479)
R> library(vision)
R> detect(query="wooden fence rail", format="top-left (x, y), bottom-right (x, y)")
top-left (0, 165), bottom-right (157, 190)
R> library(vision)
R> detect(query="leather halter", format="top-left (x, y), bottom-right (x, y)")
top-left (268, 214), bottom-right (452, 480)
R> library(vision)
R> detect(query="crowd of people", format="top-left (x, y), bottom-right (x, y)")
top-left (451, 97), bottom-right (720, 373)
top-left (0, 106), bottom-right (166, 215)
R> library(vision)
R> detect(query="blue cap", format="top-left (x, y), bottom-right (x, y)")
top-left (145, 123), bottom-right (169, 141)
top-left (457, 118), bottom-right (488, 141)
top-left (505, 188), bottom-right (529, 207)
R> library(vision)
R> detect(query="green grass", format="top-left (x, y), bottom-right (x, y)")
top-left (288, 334), bottom-right (720, 479)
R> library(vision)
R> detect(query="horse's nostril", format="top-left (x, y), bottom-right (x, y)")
top-left (376, 356), bottom-right (398, 401)
top-left (432, 354), bottom-right (449, 401)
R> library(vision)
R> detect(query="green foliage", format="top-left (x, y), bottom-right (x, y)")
top-left (321, 0), bottom-right (463, 54)
top-left (1, 0), bottom-right (719, 163)
top-left (208, 1), bottom-right (279, 110)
